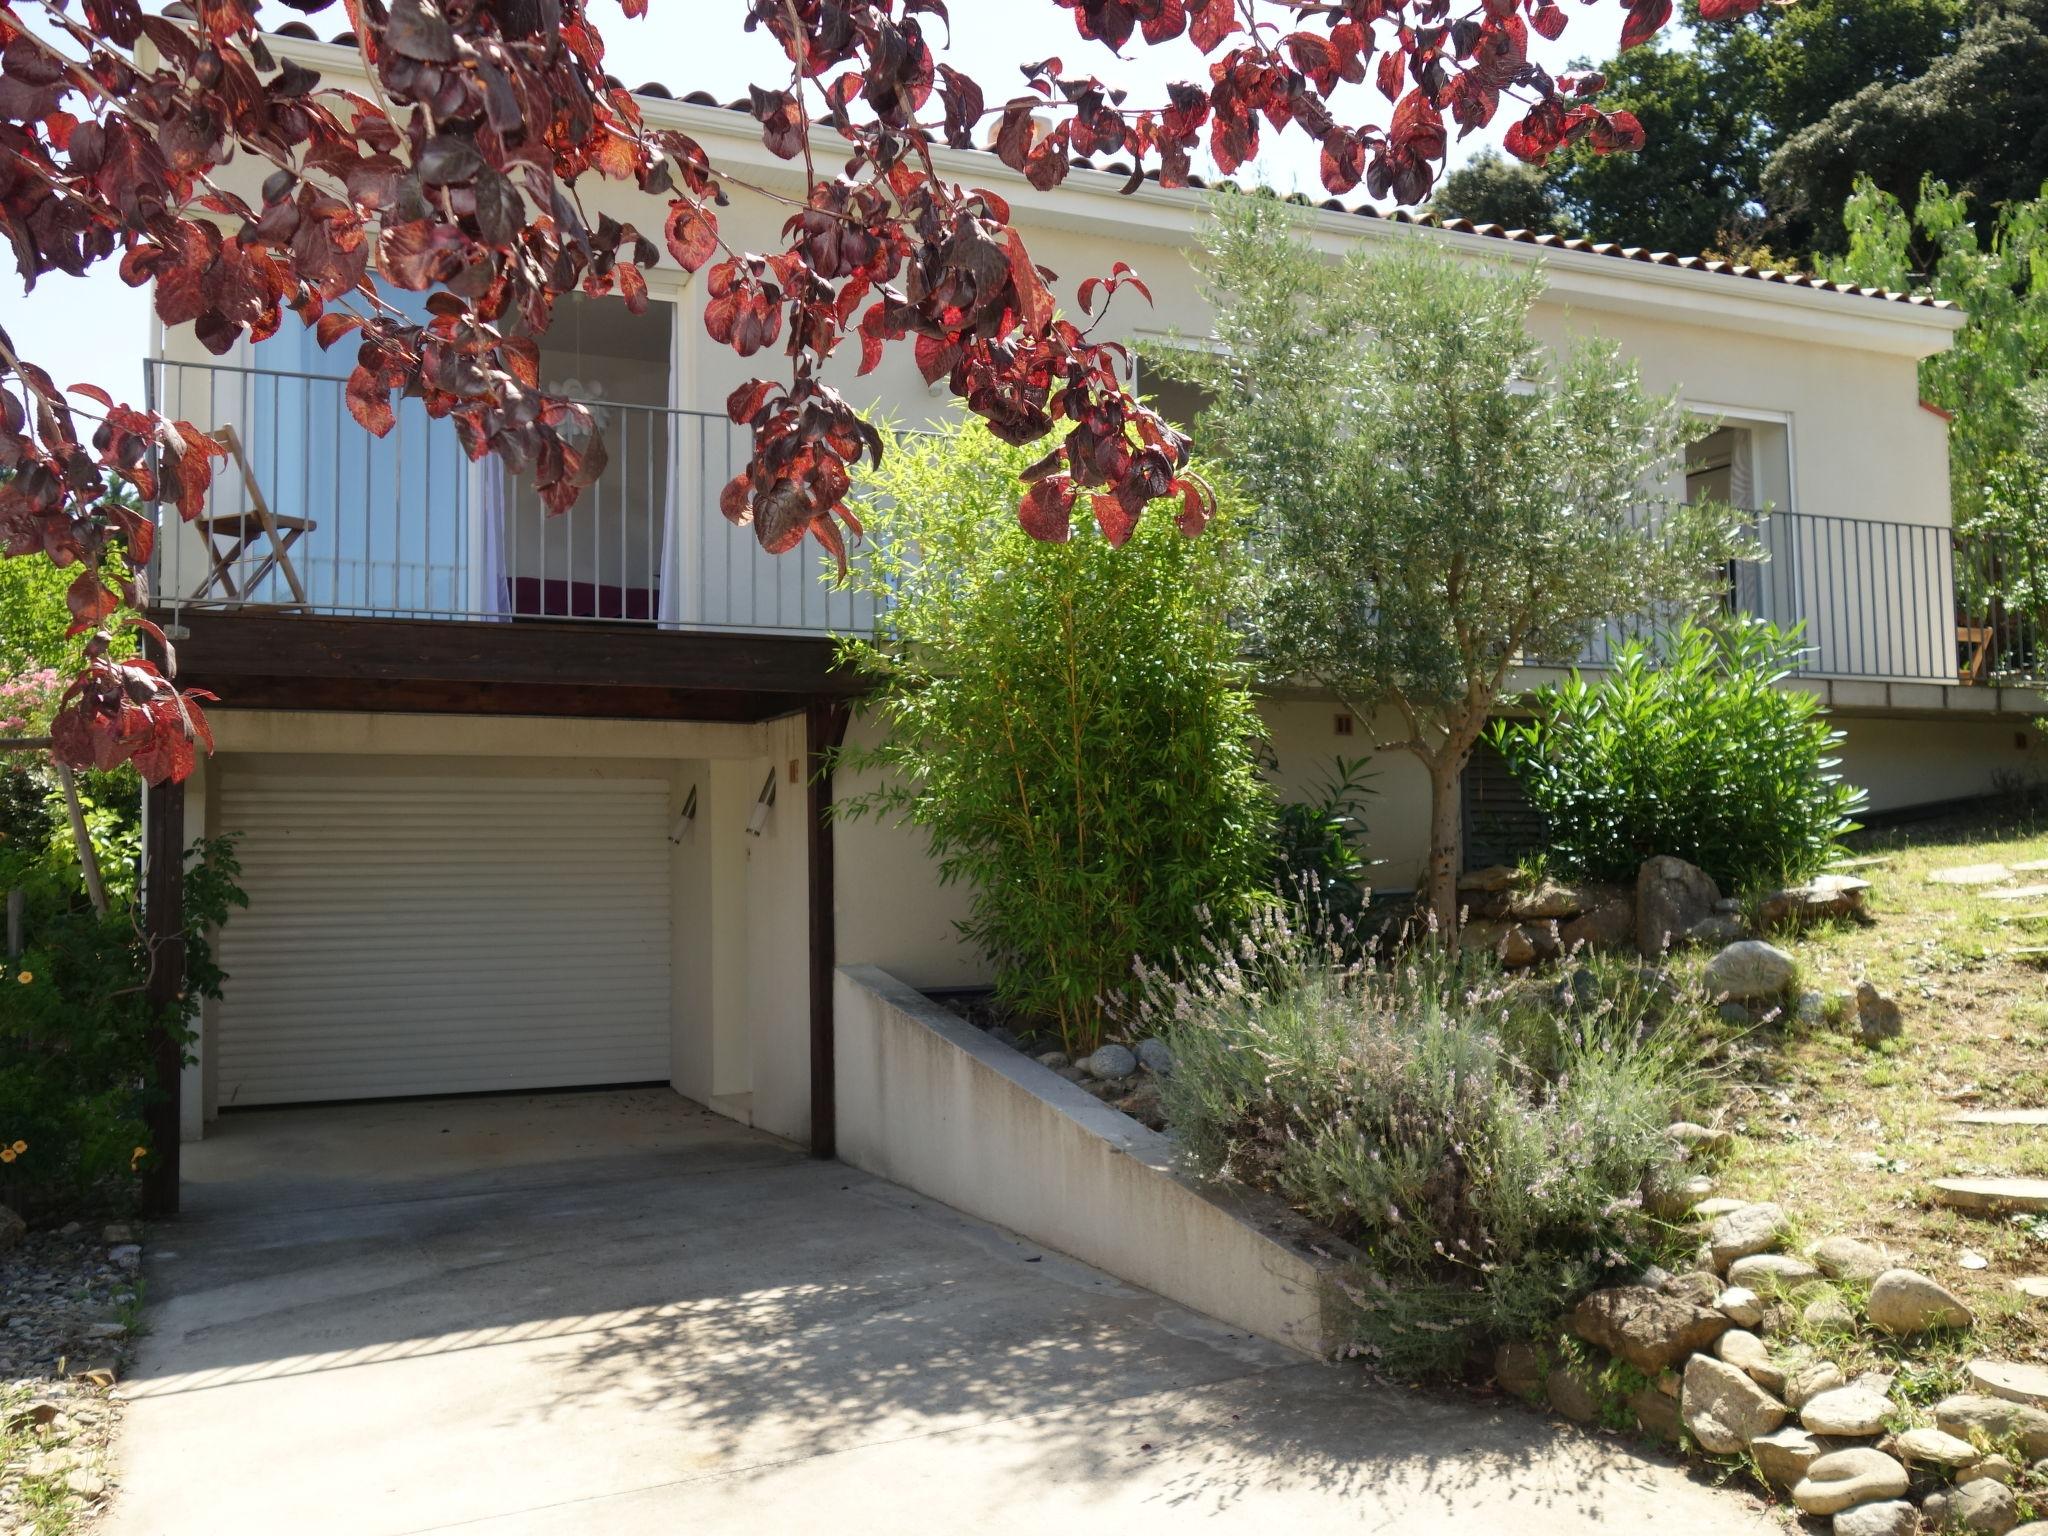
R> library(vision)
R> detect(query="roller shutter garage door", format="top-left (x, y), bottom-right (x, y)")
top-left (215, 770), bottom-right (673, 1105)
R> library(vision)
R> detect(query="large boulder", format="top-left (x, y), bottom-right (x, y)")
top-left (1868, 1268), bottom-right (1974, 1335)
top-left (1791, 1448), bottom-right (1910, 1516)
top-left (1637, 855), bottom-right (1722, 957)
top-left (1493, 1341), bottom-right (1545, 1402)
top-left (1710, 1201), bottom-right (1790, 1270)
top-left (1936, 1395), bottom-right (2048, 1459)
top-left (1567, 1286), bottom-right (1730, 1373)
top-left (1681, 1354), bottom-right (1787, 1454)
top-left (1702, 940), bottom-right (1800, 1001)
top-left (1558, 889), bottom-right (1636, 952)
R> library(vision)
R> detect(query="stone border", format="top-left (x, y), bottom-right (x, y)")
top-left (833, 964), bottom-right (1358, 1357)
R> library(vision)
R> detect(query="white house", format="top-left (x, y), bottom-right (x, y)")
top-left (136, 26), bottom-right (2027, 1189)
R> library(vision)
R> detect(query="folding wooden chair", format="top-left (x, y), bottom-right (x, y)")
top-left (188, 425), bottom-right (316, 608)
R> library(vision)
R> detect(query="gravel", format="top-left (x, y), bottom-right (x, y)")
top-left (2, 1218), bottom-right (142, 1533)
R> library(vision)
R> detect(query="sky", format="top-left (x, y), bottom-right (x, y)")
top-left (0, 0), bottom-right (1627, 400)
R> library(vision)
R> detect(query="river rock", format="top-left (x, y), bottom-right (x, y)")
top-left (1812, 1236), bottom-right (1892, 1282)
top-left (1728, 1252), bottom-right (1822, 1290)
top-left (1638, 855), bottom-right (1721, 956)
top-left (1868, 1268), bottom-right (1974, 1335)
top-left (1924, 1478), bottom-right (2020, 1534)
top-left (1752, 1425), bottom-right (1823, 1490)
top-left (1717, 1286), bottom-right (1764, 1327)
top-left (1792, 1448), bottom-right (1911, 1516)
top-left (1661, 1270), bottom-right (1725, 1308)
top-left (1546, 1364), bottom-right (1601, 1424)
top-left (1936, 1395), bottom-right (2048, 1459)
top-left (1703, 940), bottom-right (1800, 1001)
top-left (1832, 1501), bottom-right (1918, 1536)
top-left (1786, 1360), bottom-right (1849, 1410)
top-left (1630, 1384), bottom-right (1684, 1444)
top-left (1494, 1341), bottom-right (1545, 1402)
top-left (1716, 1329), bottom-right (1785, 1394)
top-left (1134, 1038), bottom-right (1174, 1075)
top-left (1968, 1361), bottom-right (2048, 1410)
top-left (1802, 1386), bottom-right (1894, 1437)
top-left (1805, 1292), bottom-right (1859, 1335)
top-left (1711, 1201), bottom-right (1790, 1270)
top-left (1081, 1043), bottom-right (1137, 1080)
top-left (1568, 1286), bottom-right (1730, 1373)
top-left (1681, 1353), bottom-right (1787, 1454)
top-left (1891, 1425), bottom-right (1982, 1471)
top-left (1857, 983), bottom-right (1904, 1045)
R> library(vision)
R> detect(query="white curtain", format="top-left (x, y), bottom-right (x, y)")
top-left (656, 410), bottom-right (685, 626)
top-left (468, 458), bottom-right (511, 619)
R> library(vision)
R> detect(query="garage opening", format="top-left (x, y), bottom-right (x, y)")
top-left (213, 765), bottom-right (674, 1106)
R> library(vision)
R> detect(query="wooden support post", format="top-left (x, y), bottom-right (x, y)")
top-left (806, 699), bottom-right (851, 1161)
top-left (140, 773), bottom-right (185, 1218)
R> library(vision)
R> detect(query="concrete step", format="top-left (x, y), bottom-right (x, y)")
top-left (1932, 1177), bottom-right (2048, 1213)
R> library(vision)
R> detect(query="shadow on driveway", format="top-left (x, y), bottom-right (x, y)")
top-left (106, 1090), bottom-right (1777, 1534)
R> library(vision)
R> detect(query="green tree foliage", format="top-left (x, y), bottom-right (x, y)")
top-left (1430, 150), bottom-right (1567, 234)
top-left (1156, 193), bottom-right (1744, 928)
top-left (1534, 0), bottom-right (1977, 253)
top-left (1492, 620), bottom-right (1866, 893)
top-left (834, 424), bottom-right (1271, 1054)
top-left (1770, 0), bottom-right (2048, 255)
top-left (1821, 176), bottom-right (2048, 528)
top-left (1540, 29), bottom-right (1768, 255)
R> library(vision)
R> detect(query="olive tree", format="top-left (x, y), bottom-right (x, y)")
top-left (1155, 192), bottom-right (1746, 929)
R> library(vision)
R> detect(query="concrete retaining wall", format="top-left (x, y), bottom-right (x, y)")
top-left (834, 964), bottom-right (1356, 1357)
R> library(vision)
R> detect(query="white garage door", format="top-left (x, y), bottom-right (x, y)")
top-left (215, 769), bottom-right (674, 1105)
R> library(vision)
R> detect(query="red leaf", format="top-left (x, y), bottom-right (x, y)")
top-left (314, 312), bottom-right (361, 351)
top-left (1696, 0), bottom-right (1762, 18)
top-left (665, 201), bottom-right (718, 273)
top-left (1004, 229), bottom-right (1054, 335)
top-left (1530, 2), bottom-right (1567, 40)
top-left (1091, 492), bottom-right (1136, 547)
top-left (1171, 476), bottom-right (1212, 537)
top-left (64, 569), bottom-right (119, 634)
top-left (727, 379), bottom-right (776, 425)
top-left (345, 367), bottom-right (395, 437)
top-left (1620, 0), bottom-right (1673, 51)
top-left (1376, 49), bottom-right (1405, 104)
top-left (1188, 0), bottom-right (1236, 53)
top-left (1018, 475), bottom-right (1075, 542)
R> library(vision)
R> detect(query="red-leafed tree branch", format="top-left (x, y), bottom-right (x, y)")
top-left (0, 0), bottom-right (1764, 783)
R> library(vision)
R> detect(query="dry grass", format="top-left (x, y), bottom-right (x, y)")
top-left (1696, 799), bottom-right (2048, 1390)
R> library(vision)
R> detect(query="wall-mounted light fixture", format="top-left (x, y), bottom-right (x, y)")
top-left (745, 768), bottom-right (777, 837)
top-left (667, 784), bottom-right (698, 844)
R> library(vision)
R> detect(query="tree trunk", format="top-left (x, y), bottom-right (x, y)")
top-left (1424, 749), bottom-right (1465, 935)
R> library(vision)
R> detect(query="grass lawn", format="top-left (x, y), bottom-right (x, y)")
top-left (1702, 800), bottom-right (2048, 1399)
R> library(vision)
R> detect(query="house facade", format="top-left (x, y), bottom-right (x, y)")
top-left (136, 28), bottom-right (2026, 1183)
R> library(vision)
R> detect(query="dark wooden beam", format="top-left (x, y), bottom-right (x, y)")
top-left (167, 611), bottom-right (860, 702)
top-left (195, 675), bottom-right (823, 724)
top-left (807, 698), bottom-right (852, 1160)
top-left (140, 774), bottom-right (185, 1218)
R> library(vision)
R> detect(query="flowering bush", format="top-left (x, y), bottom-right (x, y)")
top-left (1138, 909), bottom-right (1704, 1378)
top-left (0, 668), bottom-right (62, 736)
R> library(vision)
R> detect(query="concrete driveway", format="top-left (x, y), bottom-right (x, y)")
top-left (108, 1090), bottom-right (1774, 1535)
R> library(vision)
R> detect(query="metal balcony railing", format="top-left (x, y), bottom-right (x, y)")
top-left (141, 361), bottom-right (2036, 690)
top-left (143, 358), bottom-right (875, 638)
top-left (1571, 505), bottom-right (1966, 685)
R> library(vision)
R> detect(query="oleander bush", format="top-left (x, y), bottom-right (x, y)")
top-left (1142, 908), bottom-right (1701, 1379)
top-left (1491, 617), bottom-right (1866, 893)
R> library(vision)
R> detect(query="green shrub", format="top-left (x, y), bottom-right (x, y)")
top-left (0, 837), bottom-right (244, 1218)
top-left (835, 424), bottom-right (1272, 1054)
top-left (1491, 618), bottom-right (1865, 893)
top-left (1142, 909), bottom-right (1699, 1379)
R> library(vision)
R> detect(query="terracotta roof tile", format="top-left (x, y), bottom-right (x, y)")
top-left (271, 24), bottom-right (1950, 313)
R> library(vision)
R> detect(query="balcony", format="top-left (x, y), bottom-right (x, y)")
top-left (145, 358), bottom-right (875, 640)
top-left (146, 361), bottom-right (2037, 694)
